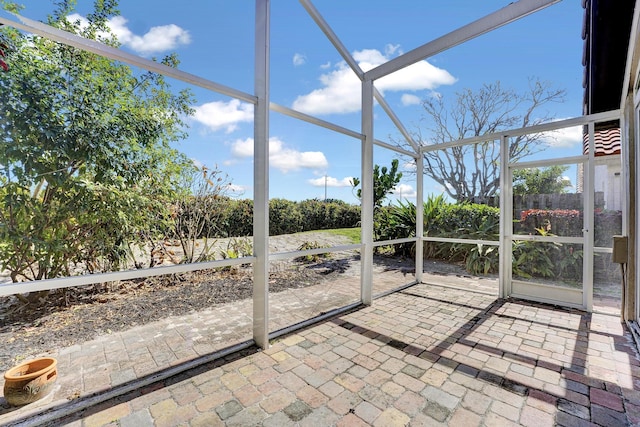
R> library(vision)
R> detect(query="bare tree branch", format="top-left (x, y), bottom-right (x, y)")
top-left (413, 79), bottom-right (565, 202)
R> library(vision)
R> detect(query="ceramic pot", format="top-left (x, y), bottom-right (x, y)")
top-left (3, 357), bottom-right (57, 406)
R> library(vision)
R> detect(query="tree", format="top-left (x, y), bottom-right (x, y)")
top-left (0, 1), bottom-right (195, 282)
top-left (512, 165), bottom-right (571, 196)
top-left (351, 159), bottom-right (403, 208)
top-left (154, 165), bottom-right (233, 266)
top-left (413, 80), bottom-right (565, 202)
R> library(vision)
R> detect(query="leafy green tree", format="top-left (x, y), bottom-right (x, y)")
top-left (512, 165), bottom-right (571, 195)
top-left (351, 159), bottom-right (403, 208)
top-left (0, 0), bottom-right (195, 282)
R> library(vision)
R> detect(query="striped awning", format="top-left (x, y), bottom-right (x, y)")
top-left (582, 127), bottom-right (621, 156)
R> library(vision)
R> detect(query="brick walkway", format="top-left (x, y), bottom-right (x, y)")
top-left (3, 283), bottom-right (639, 426)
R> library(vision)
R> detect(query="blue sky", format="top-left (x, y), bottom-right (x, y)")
top-left (11, 1), bottom-right (586, 203)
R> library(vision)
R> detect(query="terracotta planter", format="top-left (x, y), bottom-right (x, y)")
top-left (3, 357), bottom-right (57, 406)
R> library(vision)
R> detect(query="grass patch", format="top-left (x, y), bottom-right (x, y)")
top-left (295, 227), bottom-right (361, 243)
top-left (322, 227), bottom-right (361, 243)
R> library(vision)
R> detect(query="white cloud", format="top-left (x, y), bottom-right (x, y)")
top-left (193, 100), bottom-right (254, 133)
top-left (225, 183), bottom-right (248, 196)
top-left (67, 14), bottom-right (89, 27)
top-left (541, 123), bottom-right (583, 148)
top-left (401, 94), bottom-right (421, 106)
top-left (391, 183), bottom-right (417, 199)
top-left (230, 137), bottom-right (254, 157)
top-left (293, 53), bottom-right (306, 66)
top-left (229, 137), bottom-right (328, 173)
top-left (270, 138), bottom-right (328, 172)
top-left (375, 60), bottom-right (457, 93)
top-left (291, 62), bottom-right (360, 115)
top-left (384, 44), bottom-right (402, 56)
top-left (108, 16), bottom-right (190, 55)
top-left (308, 176), bottom-right (355, 187)
top-left (292, 47), bottom-right (456, 115)
top-left (402, 160), bottom-right (417, 172)
top-left (320, 61), bottom-right (332, 69)
top-left (67, 13), bottom-right (191, 55)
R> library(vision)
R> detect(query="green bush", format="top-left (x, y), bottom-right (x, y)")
top-left (373, 197), bottom-right (501, 264)
top-left (518, 207), bottom-right (623, 247)
top-left (466, 244), bottom-right (499, 275)
top-left (269, 198), bottom-right (303, 235)
top-left (298, 199), bottom-right (360, 231)
top-left (433, 202), bottom-right (500, 263)
top-left (517, 208), bottom-right (582, 236)
top-left (556, 244), bottom-right (583, 283)
top-left (225, 199), bottom-right (253, 237)
top-left (176, 197), bottom-right (360, 238)
top-left (373, 201), bottom-right (416, 256)
top-left (423, 194), bottom-right (448, 259)
top-left (512, 239), bottom-right (558, 279)
top-left (294, 241), bottom-right (330, 263)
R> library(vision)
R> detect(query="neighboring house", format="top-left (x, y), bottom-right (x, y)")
top-left (578, 126), bottom-right (622, 211)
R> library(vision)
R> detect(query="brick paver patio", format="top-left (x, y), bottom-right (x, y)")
top-left (2, 282), bottom-right (638, 426)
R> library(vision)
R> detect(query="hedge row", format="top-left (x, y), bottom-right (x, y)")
top-left (519, 208), bottom-right (622, 246)
top-left (377, 197), bottom-right (621, 281)
top-left (179, 197), bottom-right (360, 238)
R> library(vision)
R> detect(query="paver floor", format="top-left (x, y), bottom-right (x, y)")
top-left (3, 283), bottom-right (639, 426)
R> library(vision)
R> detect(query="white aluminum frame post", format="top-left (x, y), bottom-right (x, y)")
top-left (253, 0), bottom-right (270, 349)
top-left (361, 80), bottom-right (374, 305)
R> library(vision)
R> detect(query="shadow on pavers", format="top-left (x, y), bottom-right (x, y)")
top-left (1, 342), bottom-right (260, 427)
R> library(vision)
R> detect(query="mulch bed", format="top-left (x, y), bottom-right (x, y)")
top-left (0, 260), bottom-right (350, 372)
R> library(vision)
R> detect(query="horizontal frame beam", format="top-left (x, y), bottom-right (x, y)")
top-left (422, 236), bottom-right (500, 246)
top-left (0, 256), bottom-right (256, 298)
top-left (374, 138), bottom-right (418, 159)
top-left (268, 244), bottom-right (362, 261)
top-left (421, 110), bottom-right (621, 153)
top-left (270, 102), bottom-right (363, 140)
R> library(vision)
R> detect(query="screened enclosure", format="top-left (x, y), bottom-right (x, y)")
top-left (0, 7), bottom-right (630, 425)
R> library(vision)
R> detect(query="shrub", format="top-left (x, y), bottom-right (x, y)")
top-left (435, 203), bottom-right (500, 238)
top-left (269, 198), bottom-right (303, 235)
top-left (219, 237), bottom-right (253, 260)
top-left (518, 208), bottom-right (582, 236)
top-left (294, 241), bottom-right (330, 263)
top-left (176, 197), bottom-right (360, 239)
top-left (373, 201), bottom-right (416, 256)
top-left (298, 199), bottom-right (360, 231)
top-left (556, 244), bottom-right (583, 283)
top-left (434, 202), bottom-right (500, 264)
top-left (512, 239), bottom-right (558, 279)
top-left (375, 197), bottom-right (501, 266)
top-left (466, 244), bottom-right (499, 275)
top-left (423, 194), bottom-right (448, 259)
top-left (225, 199), bottom-right (253, 237)
top-left (219, 237), bottom-right (252, 273)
